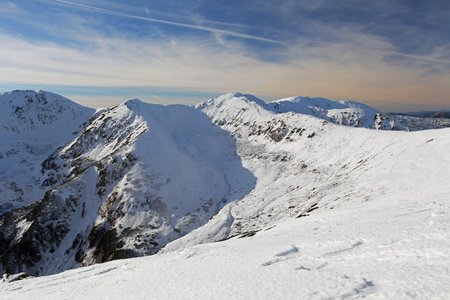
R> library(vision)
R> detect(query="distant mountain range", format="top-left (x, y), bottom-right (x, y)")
top-left (0, 90), bottom-right (449, 277)
top-left (390, 110), bottom-right (450, 119)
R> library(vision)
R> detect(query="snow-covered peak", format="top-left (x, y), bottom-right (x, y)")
top-left (269, 96), bottom-right (380, 114)
top-left (197, 92), bottom-right (382, 130)
top-left (0, 90), bottom-right (95, 141)
top-left (195, 92), bottom-right (274, 127)
top-left (123, 98), bottom-right (147, 111)
top-left (0, 90), bottom-right (96, 216)
top-left (196, 92), bottom-right (268, 110)
top-left (270, 96), bottom-right (381, 128)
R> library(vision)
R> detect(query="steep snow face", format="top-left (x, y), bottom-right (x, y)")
top-left (0, 98), bottom-right (255, 276)
top-left (0, 90), bottom-right (95, 215)
top-left (78, 100), bottom-right (255, 266)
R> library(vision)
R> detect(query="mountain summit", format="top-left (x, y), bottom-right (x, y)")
top-left (0, 90), bottom-right (96, 215)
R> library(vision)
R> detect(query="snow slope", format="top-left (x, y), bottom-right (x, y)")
top-left (161, 92), bottom-right (450, 251)
top-left (1, 179), bottom-right (448, 299)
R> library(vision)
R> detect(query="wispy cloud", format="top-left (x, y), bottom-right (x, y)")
top-left (0, 1), bottom-right (20, 14)
top-left (2, 24), bottom-right (449, 111)
top-left (1, 0), bottom-right (449, 111)
top-left (51, 0), bottom-right (283, 44)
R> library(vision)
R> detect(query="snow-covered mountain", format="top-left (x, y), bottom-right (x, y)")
top-left (162, 92), bottom-right (450, 251)
top-left (0, 90), bottom-right (96, 215)
top-left (0, 96), bottom-right (255, 275)
top-left (270, 95), bottom-right (450, 130)
top-left (197, 92), bottom-right (447, 131)
top-left (269, 95), bottom-right (381, 128)
top-left (0, 90), bottom-right (449, 297)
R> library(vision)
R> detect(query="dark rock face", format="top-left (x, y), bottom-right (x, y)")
top-left (0, 105), bottom-right (145, 276)
top-left (1, 179), bottom-right (90, 275)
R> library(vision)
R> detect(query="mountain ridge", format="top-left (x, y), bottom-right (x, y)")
top-left (195, 92), bottom-right (448, 131)
top-left (1, 93), bottom-right (255, 275)
top-left (0, 90), bottom-right (449, 278)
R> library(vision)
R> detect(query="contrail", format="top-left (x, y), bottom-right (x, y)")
top-left (52, 0), bottom-right (284, 44)
top-left (384, 51), bottom-right (450, 65)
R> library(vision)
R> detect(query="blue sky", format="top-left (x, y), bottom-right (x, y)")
top-left (1, 0), bottom-right (449, 111)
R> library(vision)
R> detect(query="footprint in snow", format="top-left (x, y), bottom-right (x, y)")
top-left (322, 241), bottom-right (363, 257)
top-left (275, 245), bottom-right (299, 257)
top-left (262, 245), bottom-right (299, 266)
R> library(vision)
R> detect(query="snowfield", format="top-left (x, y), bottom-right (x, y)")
top-left (1, 186), bottom-right (449, 299)
top-left (1, 91), bottom-right (449, 299)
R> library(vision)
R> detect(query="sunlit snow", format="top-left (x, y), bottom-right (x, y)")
top-left (1, 91), bottom-right (449, 299)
